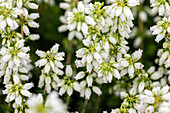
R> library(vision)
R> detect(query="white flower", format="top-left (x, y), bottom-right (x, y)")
top-left (138, 82), bottom-right (145, 93)
top-left (147, 66), bottom-right (155, 74)
top-left (98, 61), bottom-right (120, 83)
top-left (113, 69), bottom-right (121, 80)
top-left (60, 2), bottom-right (70, 10)
top-left (0, 39), bottom-right (31, 83)
top-left (135, 63), bottom-right (144, 69)
top-left (29, 34), bottom-right (40, 41)
top-left (92, 86), bottom-right (102, 95)
top-left (17, 0), bottom-right (22, 9)
top-left (59, 86), bottom-right (66, 96)
top-left (159, 51), bottom-right (169, 66)
top-left (128, 108), bottom-right (136, 113)
top-left (150, 0), bottom-right (170, 16)
top-left (67, 2), bottom-right (96, 35)
top-left (151, 17), bottom-right (170, 43)
top-left (0, 3), bottom-right (21, 30)
top-left (128, 65), bottom-right (134, 77)
top-left (23, 25), bottom-right (30, 35)
top-left (139, 11), bottom-right (148, 22)
top-left (85, 88), bottom-right (91, 100)
top-left (75, 71), bottom-right (85, 80)
top-left (65, 65), bottom-right (73, 77)
top-left (127, 0), bottom-right (140, 7)
top-left (28, 21), bottom-right (39, 28)
top-left (28, 13), bottom-right (40, 20)
top-left (35, 43), bottom-right (65, 73)
top-left (26, 3), bottom-right (39, 9)
top-left (73, 82), bottom-right (81, 92)
top-left (86, 75), bottom-right (93, 87)
top-left (120, 91), bottom-right (128, 98)
top-left (67, 86), bottom-right (73, 96)
top-left (159, 101), bottom-right (170, 113)
top-left (67, 31), bottom-right (84, 40)
top-left (145, 106), bottom-right (154, 113)
top-left (151, 71), bottom-right (163, 80)
top-left (120, 60), bottom-right (129, 67)
top-left (35, 44), bottom-right (65, 93)
top-left (27, 91), bottom-right (67, 113)
top-left (3, 75), bottom-right (33, 107)
top-left (140, 85), bottom-right (170, 111)
top-left (58, 65), bottom-right (81, 96)
top-left (132, 49), bottom-right (143, 61)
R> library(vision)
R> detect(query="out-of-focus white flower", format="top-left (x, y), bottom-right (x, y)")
top-left (26, 3), bottom-right (39, 10)
top-left (37, 0), bottom-right (55, 6)
top-left (159, 101), bottom-right (170, 113)
top-left (128, 108), bottom-right (136, 113)
top-left (27, 91), bottom-right (67, 113)
top-left (139, 11), bottom-right (148, 22)
top-left (145, 106), bottom-right (154, 113)
top-left (29, 34), bottom-right (40, 41)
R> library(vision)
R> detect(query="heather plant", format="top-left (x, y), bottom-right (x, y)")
top-left (0, 0), bottom-right (170, 113)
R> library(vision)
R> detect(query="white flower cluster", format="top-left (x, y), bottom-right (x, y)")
top-left (69, 0), bottom-right (143, 100)
top-left (151, 16), bottom-right (170, 43)
top-left (58, 0), bottom-right (91, 40)
top-left (136, 86), bottom-right (170, 113)
top-left (106, 0), bottom-right (140, 38)
top-left (0, 0), bottom-right (40, 41)
top-left (35, 43), bottom-right (65, 93)
top-left (58, 65), bottom-right (81, 96)
top-left (0, 0), bottom-right (40, 112)
top-left (0, 2), bottom-right (21, 30)
top-left (0, 39), bottom-right (32, 84)
top-left (119, 49), bottom-right (144, 78)
top-left (80, 0), bottom-right (170, 113)
top-left (35, 44), bottom-right (101, 99)
top-left (3, 75), bottom-right (33, 111)
top-left (150, 0), bottom-right (170, 16)
top-left (75, 71), bottom-right (102, 99)
top-left (67, 2), bottom-right (96, 36)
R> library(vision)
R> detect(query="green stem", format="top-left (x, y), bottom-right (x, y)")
top-left (21, 14), bottom-right (24, 39)
top-left (6, 103), bottom-right (10, 113)
top-left (81, 99), bottom-right (88, 113)
top-left (66, 95), bottom-right (70, 106)
top-left (66, 40), bottom-right (73, 65)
